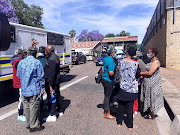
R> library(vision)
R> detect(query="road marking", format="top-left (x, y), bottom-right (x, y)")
top-left (0, 109), bottom-right (17, 121)
top-left (60, 76), bottom-right (89, 91)
top-left (0, 76), bottom-right (89, 121)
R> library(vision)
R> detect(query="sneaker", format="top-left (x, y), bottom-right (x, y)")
top-left (59, 112), bottom-right (64, 117)
top-left (135, 111), bottom-right (138, 115)
top-left (45, 115), bottom-right (57, 122)
top-left (17, 115), bottom-right (26, 122)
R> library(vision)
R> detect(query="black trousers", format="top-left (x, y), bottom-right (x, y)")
top-left (101, 78), bottom-right (113, 113)
top-left (116, 100), bottom-right (134, 128)
top-left (45, 79), bottom-right (63, 115)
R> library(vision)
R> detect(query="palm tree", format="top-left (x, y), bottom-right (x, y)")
top-left (69, 30), bottom-right (76, 42)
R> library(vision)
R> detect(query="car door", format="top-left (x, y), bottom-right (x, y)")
top-left (79, 52), bottom-right (83, 62)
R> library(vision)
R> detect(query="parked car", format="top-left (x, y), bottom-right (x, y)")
top-left (86, 54), bottom-right (93, 61)
top-left (72, 52), bottom-right (86, 65)
top-left (96, 54), bottom-right (108, 66)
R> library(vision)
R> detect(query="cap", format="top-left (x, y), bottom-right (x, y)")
top-left (16, 46), bottom-right (26, 54)
top-left (28, 47), bottom-right (38, 54)
top-left (107, 47), bottom-right (117, 55)
top-left (38, 46), bottom-right (45, 53)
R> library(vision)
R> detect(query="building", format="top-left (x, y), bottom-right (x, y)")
top-left (71, 41), bottom-right (101, 55)
top-left (142, 0), bottom-right (180, 70)
top-left (101, 36), bottom-right (138, 53)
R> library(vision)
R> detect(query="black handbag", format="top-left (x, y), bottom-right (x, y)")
top-left (113, 60), bottom-right (120, 84)
top-left (95, 67), bottom-right (103, 84)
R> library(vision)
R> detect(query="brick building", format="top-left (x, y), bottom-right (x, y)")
top-left (142, 0), bottom-right (180, 70)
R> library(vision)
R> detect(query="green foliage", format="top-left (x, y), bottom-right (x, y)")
top-left (69, 30), bottom-right (76, 42)
top-left (10, 0), bottom-right (44, 29)
top-left (119, 30), bottom-right (130, 36)
top-left (105, 33), bottom-right (115, 37)
top-left (69, 30), bottom-right (76, 38)
top-left (105, 31), bottom-right (131, 37)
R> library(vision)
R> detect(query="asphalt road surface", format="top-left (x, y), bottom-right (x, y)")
top-left (0, 61), bottom-right (159, 135)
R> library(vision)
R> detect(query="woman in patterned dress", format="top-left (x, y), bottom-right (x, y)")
top-left (140, 48), bottom-right (164, 119)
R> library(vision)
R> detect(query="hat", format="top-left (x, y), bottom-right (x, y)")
top-left (28, 47), bottom-right (38, 52)
top-left (136, 51), bottom-right (142, 57)
top-left (107, 48), bottom-right (117, 55)
top-left (38, 46), bottom-right (45, 53)
top-left (16, 46), bottom-right (26, 54)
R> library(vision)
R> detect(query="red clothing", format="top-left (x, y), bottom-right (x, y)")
top-left (13, 59), bottom-right (21, 88)
top-left (133, 98), bottom-right (138, 114)
top-left (132, 59), bottom-right (139, 113)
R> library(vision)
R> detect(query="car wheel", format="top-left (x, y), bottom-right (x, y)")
top-left (76, 61), bottom-right (80, 65)
top-left (84, 59), bottom-right (86, 63)
top-left (96, 63), bottom-right (98, 66)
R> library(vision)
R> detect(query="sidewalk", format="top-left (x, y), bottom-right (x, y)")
top-left (160, 68), bottom-right (180, 91)
top-left (160, 68), bottom-right (180, 135)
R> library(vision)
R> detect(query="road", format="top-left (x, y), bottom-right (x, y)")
top-left (0, 61), bottom-right (159, 135)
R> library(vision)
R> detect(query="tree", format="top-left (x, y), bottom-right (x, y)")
top-left (119, 30), bottom-right (130, 36)
top-left (69, 30), bottom-right (76, 42)
top-left (10, 0), bottom-right (44, 28)
top-left (0, 0), bottom-right (19, 23)
top-left (105, 33), bottom-right (115, 37)
top-left (76, 29), bottom-right (103, 42)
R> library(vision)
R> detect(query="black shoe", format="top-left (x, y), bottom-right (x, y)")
top-left (29, 126), bottom-right (45, 133)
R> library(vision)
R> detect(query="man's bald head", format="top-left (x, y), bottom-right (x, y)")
top-left (45, 45), bottom-right (54, 55)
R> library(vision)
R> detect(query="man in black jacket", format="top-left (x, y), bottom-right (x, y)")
top-left (44, 45), bottom-right (62, 122)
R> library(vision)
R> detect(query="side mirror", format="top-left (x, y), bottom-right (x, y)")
top-left (0, 12), bottom-right (11, 51)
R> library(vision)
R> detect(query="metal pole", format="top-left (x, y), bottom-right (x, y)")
top-left (173, 0), bottom-right (176, 24)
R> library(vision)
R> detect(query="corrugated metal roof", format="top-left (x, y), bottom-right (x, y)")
top-left (102, 36), bottom-right (138, 43)
top-left (71, 41), bottom-right (100, 49)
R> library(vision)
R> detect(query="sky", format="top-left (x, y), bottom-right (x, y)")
top-left (24, 0), bottom-right (159, 44)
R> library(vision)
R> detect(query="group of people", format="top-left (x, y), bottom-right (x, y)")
top-left (10, 42), bottom-right (64, 133)
top-left (101, 47), bottom-right (164, 131)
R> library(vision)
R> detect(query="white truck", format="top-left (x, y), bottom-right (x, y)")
top-left (0, 22), bottom-right (72, 82)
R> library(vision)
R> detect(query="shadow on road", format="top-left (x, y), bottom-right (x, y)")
top-left (60, 75), bottom-right (77, 83)
top-left (40, 97), bottom-right (71, 125)
top-left (0, 80), bottom-right (19, 108)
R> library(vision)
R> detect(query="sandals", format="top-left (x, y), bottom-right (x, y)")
top-left (128, 125), bottom-right (138, 131)
top-left (144, 114), bottom-right (158, 119)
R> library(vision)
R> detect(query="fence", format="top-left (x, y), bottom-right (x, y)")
top-left (142, 0), bottom-right (180, 46)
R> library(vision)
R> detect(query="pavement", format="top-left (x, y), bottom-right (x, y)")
top-left (160, 68), bottom-right (180, 135)
top-left (0, 61), bottom-right (171, 135)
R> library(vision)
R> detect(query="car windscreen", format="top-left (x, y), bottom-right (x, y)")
top-left (72, 52), bottom-right (78, 55)
top-left (100, 54), bottom-right (108, 58)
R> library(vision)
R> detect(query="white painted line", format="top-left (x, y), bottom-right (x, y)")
top-left (60, 76), bottom-right (89, 91)
top-left (0, 108), bottom-right (17, 121)
top-left (0, 76), bottom-right (89, 121)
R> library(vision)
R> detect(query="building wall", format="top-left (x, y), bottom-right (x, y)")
top-left (143, 16), bottom-right (167, 67)
top-left (166, 10), bottom-right (180, 70)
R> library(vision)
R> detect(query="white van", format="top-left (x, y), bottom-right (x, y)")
top-left (0, 22), bottom-right (71, 82)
